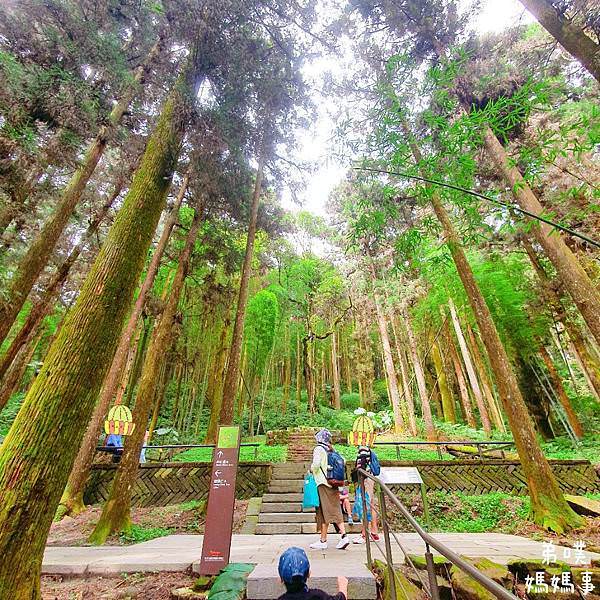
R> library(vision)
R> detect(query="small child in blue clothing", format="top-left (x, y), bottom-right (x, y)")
top-left (339, 486), bottom-right (353, 525)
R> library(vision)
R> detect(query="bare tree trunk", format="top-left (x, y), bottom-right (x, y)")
top-left (518, 0), bottom-right (600, 83)
top-left (89, 207), bottom-right (202, 543)
top-left (483, 126), bottom-right (600, 348)
top-left (371, 281), bottom-right (403, 433)
top-left (295, 331), bottom-right (302, 410)
top-left (390, 315), bottom-right (417, 435)
top-left (447, 324), bottom-right (476, 427)
top-left (0, 329), bottom-right (44, 411)
top-left (539, 344), bottom-right (584, 438)
top-left (219, 152), bottom-right (265, 425)
top-left (303, 336), bottom-right (316, 413)
top-left (448, 299), bottom-right (491, 433)
top-left (0, 39), bottom-right (163, 346)
top-left (331, 330), bottom-right (341, 410)
top-left (0, 179), bottom-right (123, 380)
top-left (403, 311), bottom-right (436, 440)
top-left (431, 336), bottom-right (456, 423)
top-left (467, 325), bottom-right (505, 432)
top-left (57, 177), bottom-right (186, 518)
top-left (283, 324), bottom-right (290, 413)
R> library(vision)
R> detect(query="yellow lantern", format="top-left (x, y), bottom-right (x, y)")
top-left (104, 405), bottom-right (135, 436)
top-left (348, 414), bottom-right (376, 447)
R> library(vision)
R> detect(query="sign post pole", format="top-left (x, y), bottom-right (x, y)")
top-left (199, 425), bottom-right (241, 575)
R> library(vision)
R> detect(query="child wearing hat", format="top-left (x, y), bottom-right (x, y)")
top-left (278, 547), bottom-right (348, 600)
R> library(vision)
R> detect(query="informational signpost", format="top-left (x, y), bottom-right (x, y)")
top-left (379, 467), bottom-right (431, 527)
top-left (199, 425), bottom-right (241, 575)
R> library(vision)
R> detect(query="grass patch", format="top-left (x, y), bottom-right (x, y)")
top-left (390, 491), bottom-right (531, 534)
top-left (119, 524), bottom-right (173, 544)
top-left (541, 434), bottom-right (600, 464)
top-left (173, 443), bottom-right (287, 463)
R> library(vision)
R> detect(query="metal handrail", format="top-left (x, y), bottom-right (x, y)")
top-left (96, 442), bottom-right (261, 459)
top-left (357, 468), bottom-right (516, 600)
top-left (373, 440), bottom-right (516, 460)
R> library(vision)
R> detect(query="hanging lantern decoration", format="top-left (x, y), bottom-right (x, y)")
top-left (348, 414), bottom-right (376, 447)
top-left (104, 405), bottom-right (135, 436)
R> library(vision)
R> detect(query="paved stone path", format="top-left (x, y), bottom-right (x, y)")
top-left (43, 532), bottom-right (599, 576)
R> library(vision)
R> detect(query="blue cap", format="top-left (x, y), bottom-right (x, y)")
top-left (278, 547), bottom-right (310, 584)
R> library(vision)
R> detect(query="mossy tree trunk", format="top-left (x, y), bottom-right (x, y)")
top-left (0, 39), bottom-right (163, 347)
top-left (89, 208), bottom-right (202, 543)
top-left (432, 200), bottom-right (583, 532)
top-left (56, 177), bottom-right (187, 519)
top-left (0, 66), bottom-right (196, 597)
top-left (483, 126), bottom-right (600, 348)
top-left (518, 0), bottom-right (600, 83)
top-left (390, 314), bottom-right (417, 435)
top-left (219, 152), bottom-right (265, 425)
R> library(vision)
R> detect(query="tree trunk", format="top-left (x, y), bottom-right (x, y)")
top-left (447, 323), bottom-right (476, 427)
top-left (434, 206), bottom-right (581, 531)
top-left (0, 328), bottom-right (44, 411)
top-left (539, 344), bottom-right (584, 438)
top-left (219, 151), bottom-right (265, 425)
top-left (467, 325), bottom-right (505, 432)
top-left (403, 311), bottom-right (436, 440)
top-left (295, 331), bottom-right (302, 409)
top-left (371, 284), bottom-right (403, 433)
top-left (390, 314), bottom-right (417, 435)
top-left (303, 336), bottom-right (316, 413)
top-left (448, 299), bottom-right (491, 433)
top-left (0, 179), bottom-right (123, 380)
top-left (431, 336), bottom-right (456, 423)
top-left (0, 39), bottom-right (163, 346)
top-left (518, 0), bottom-right (600, 83)
top-left (483, 126), bottom-right (600, 348)
top-left (206, 312), bottom-right (232, 444)
top-left (56, 177), bottom-right (186, 518)
top-left (331, 330), bottom-right (341, 410)
top-left (0, 65), bottom-right (196, 597)
top-left (89, 207), bottom-right (201, 543)
top-left (283, 324), bottom-right (290, 413)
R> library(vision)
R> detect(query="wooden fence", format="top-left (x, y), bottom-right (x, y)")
top-left (381, 459), bottom-right (600, 495)
top-left (84, 461), bottom-right (272, 507)
top-left (84, 459), bottom-right (598, 508)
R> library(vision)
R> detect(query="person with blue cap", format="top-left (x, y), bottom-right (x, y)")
top-left (277, 547), bottom-right (348, 600)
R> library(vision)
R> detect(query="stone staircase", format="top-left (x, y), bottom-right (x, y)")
top-left (256, 463), bottom-right (361, 535)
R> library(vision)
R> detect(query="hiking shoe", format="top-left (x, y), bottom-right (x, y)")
top-left (370, 533), bottom-right (380, 541)
top-left (352, 535), bottom-right (365, 544)
top-left (336, 536), bottom-right (350, 550)
top-left (310, 540), bottom-right (328, 550)
top-left (348, 518), bottom-right (354, 525)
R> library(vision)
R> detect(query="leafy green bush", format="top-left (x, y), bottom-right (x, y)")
top-left (340, 392), bottom-right (361, 411)
top-left (119, 524), bottom-right (173, 544)
top-left (392, 491), bottom-right (531, 534)
top-left (542, 434), bottom-right (600, 464)
top-left (0, 392), bottom-right (24, 436)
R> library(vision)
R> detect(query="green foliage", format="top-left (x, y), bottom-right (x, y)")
top-left (0, 393), bottom-right (24, 437)
top-left (340, 392), bottom-right (361, 410)
top-left (208, 563), bottom-right (254, 600)
top-left (244, 289), bottom-right (279, 377)
top-left (119, 524), bottom-right (174, 544)
top-left (412, 491), bottom-right (531, 534)
top-left (542, 434), bottom-right (600, 465)
top-left (174, 443), bottom-right (287, 463)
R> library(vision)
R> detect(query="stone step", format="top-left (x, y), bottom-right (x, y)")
top-left (247, 563), bottom-right (377, 600)
top-left (263, 493), bottom-right (303, 503)
top-left (256, 523), bottom-right (304, 535)
top-left (259, 512), bottom-right (316, 523)
top-left (256, 522), bottom-right (363, 535)
top-left (260, 502), bottom-right (302, 513)
top-left (268, 480), bottom-right (303, 493)
top-left (271, 470), bottom-right (307, 480)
